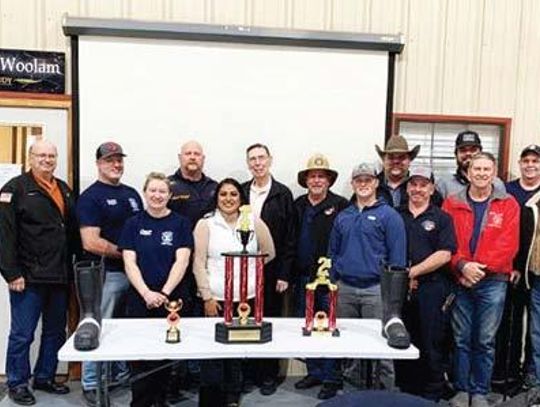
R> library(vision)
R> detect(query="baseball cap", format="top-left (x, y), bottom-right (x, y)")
top-left (455, 131), bottom-right (482, 150)
top-left (520, 144), bottom-right (540, 158)
top-left (351, 162), bottom-right (377, 179)
top-left (96, 142), bottom-right (126, 160)
top-left (408, 165), bottom-right (434, 182)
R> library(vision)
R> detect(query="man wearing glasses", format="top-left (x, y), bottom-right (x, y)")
top-left (0, 140), bottom-right (79, 406)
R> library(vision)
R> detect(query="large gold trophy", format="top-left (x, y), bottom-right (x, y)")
top-left (302, 257), bottom-right (340, 337)
top-left (215, 205), bottom-right (272, 344)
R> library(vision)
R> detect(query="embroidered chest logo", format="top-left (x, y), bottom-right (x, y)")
top-left (139, 229), bottom-right (152, 236)
top-left (0, 192), bottom-right (13, 203)
top-left (324, 206), bottom-right (335, 216)
top-left (421, 220), bottom-right (436, 231)
top-left (486, 211), bottom-right (503, 228)
top-left (128, 197), bottom-right (140, 212)
top-left (161, 231), bottom-right (173, 246)
top-left (106, 199), bottom-right (118, 206)
top-left (171, 194), bottom-right (190, 201)
top-left (367, 215), bottom-right (377, 221)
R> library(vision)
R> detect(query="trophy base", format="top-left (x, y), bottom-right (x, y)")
top-left (166, 328), bottom-right (181, 343)
top-left (215, 320), bottom-right (272, 344)
top-left (302, 327), bottom-right (340, 337)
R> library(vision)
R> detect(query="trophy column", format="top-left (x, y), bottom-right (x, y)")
top-left (215, 252), bottom-right (272, 344)
top-left (224, 256), bottom-right (234, 324)
top-left (303, 257), bottom-right (340, 337)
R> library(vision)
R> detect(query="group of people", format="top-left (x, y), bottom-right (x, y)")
top-left (1, 131), bottom-right (540, 407)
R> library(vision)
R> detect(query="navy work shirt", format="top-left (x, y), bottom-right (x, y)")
top-left (399, 204), bottom-right (457, 267)
top-left (118, 211), bottom-right (193, 289)
top-left (77, 181), bottom-right (143, 271)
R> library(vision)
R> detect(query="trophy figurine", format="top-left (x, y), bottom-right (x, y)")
top-left (215, 205), bottom-right (272, 344)
top-left (165, 299), bottom-right (183, 343)
top-left (303, 257), bottom-right (340, 337)
top-left (237, 205), bottom-right (254, 253)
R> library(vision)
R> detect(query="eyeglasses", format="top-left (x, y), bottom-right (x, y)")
top-left (31, 153), bottom-right (57, 160)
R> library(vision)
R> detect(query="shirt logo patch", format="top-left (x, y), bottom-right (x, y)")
top-left (324, 206), bottom-right (335, 216)
top-left (367, 215), bottom-right (377, 221)
top-left (106, 199), bottom-right (118, 206)
top-left (0, 192), bottom-right (12, 203)
top-left (421, 220), bottom-right (436, 231)
top-left (486, 211), bottom-right (503, 228)
top-left (161, 231), bottom-right (173, 246)
top-left (171, 194), bottom-right (190, 201)
top-left (128, 197), bottom-right (140, 212)
top-left (139, 229), bottom-right (152, 236)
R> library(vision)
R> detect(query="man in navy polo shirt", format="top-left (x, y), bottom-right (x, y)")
top-left (492, 144), bottom-right (540, 392)
top-left (397, 166), bottom-right (456, 402)
top-left (77, 142), bottom-right (143, 406)
top-left (168, 140), bottom-right (217, 225)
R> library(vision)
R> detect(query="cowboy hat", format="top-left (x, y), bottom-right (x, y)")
top-left (375, 135), bottom-right (420, 161)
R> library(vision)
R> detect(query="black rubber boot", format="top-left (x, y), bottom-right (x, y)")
top-left (73, 260), bottom-right (104, 351)
top-left (381, 264), bottom-right (411, 349)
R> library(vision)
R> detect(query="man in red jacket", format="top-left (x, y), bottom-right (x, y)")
top-left (442, 152), bottom-right (520, 407)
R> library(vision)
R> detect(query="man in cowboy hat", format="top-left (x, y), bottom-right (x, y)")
top-left (292, 153), bottom-right (349, 400)
top-left (376, 135), bottom-right (419, 208)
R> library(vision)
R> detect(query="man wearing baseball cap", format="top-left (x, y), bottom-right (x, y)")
top-left (494, 144), bottom-right (540, 394)
top-left (436, 130), bottom-right (505, 198)
top-left (292, 154), bottom-right (349, 399)
top-left (77, 141), bottom-right (143, 406)
top-left (396, 166), bottom-right (456, 401)
top-left (327, 162), bottom-right (408, 394)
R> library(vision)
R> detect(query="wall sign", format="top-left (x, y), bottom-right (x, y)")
top-left (0, 49), bottom-right (65, 94)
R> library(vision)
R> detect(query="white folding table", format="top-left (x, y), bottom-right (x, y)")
top-left (59, 317), bottom-right (418, 406)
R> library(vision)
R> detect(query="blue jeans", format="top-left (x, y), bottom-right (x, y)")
top-left (530, 275), bottom-right (540, 385)
top-left (452, 279), bottom-right (507, 395)
top-left (82, 271), bottom-right (129, 391)
top-left (6, 284), bottom-right (68, 389)
top-left (295, 275), bottom-right (336, 383)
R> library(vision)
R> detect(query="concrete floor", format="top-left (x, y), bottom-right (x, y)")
top-left (0, 378), bottom-right (531, 406)
top-left (0, 377), bottom-right (348, 407)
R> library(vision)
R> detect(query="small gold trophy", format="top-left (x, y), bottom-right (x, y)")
top-left (165, 299), bottom-right (183, 343)
top-left (302, 257), bottom-right (340, 337)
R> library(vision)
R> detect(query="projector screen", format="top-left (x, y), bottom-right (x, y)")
top-left (67, 18), bottom-right (403, 198)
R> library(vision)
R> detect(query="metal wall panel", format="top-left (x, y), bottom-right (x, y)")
top-left (477, 0), bottom-right (521, 117)
top-left (441, 0), bottom-right (484, 114)
top-left (0, 0), bottom-right (539, 170)
top-left (400, 0), bottom-right (446, 113)
top-left (512, 0), bottom-right (540, 167)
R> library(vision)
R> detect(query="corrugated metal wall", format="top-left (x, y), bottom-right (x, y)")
top-left (1, 0), bottom-right (539, 174)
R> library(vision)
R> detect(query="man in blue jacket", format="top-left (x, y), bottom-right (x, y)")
top-left (327, 162), bottom-right (408, 396)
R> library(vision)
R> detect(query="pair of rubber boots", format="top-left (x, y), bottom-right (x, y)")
top-left (73, 260), bottom-right (104, 351)
top-left (381, 264), bottom-right (411, 349)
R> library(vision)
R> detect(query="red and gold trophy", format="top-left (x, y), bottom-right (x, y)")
top-left (164, 299), bottom-right (183, 343)
top-left (302, 257), bottom-right (340, 337)
top-left (215, 205), bottom-right (272, 344)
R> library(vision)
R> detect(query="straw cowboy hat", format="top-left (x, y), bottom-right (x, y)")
top-left (297, 153), bottom-right (338, 188)
top-left (375, 135), bottom-right (420, 161)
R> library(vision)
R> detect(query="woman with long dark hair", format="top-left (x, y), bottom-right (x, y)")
top-left (193, 177), bottom-right (275, 406)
